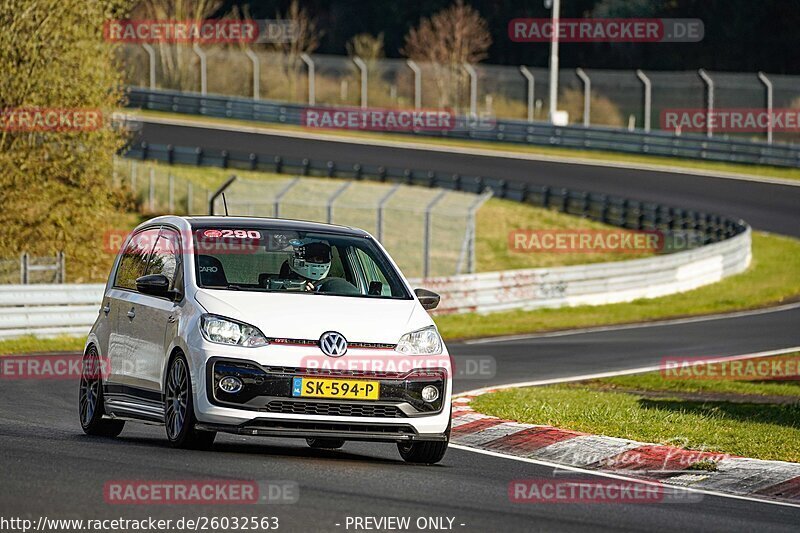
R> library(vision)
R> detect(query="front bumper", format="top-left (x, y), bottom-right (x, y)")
top-left (190, 347), bottom-right (452, 439)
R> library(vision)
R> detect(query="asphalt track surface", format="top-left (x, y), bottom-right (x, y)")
top-left (2, 121), bottom-right (799, 532)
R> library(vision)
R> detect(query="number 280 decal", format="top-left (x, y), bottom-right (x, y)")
top-left (203, 229), bottom-right (261, 239)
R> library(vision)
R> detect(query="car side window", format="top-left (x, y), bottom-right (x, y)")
top-left (146, 228), bottom-right (181, 290)
top-left (114, 228), bottom-right (160, 291)
top-left (354, 248), bottom-right (392, 296)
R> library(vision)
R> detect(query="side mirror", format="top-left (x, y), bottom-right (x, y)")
top-left (414, 288), bottom-right (440, 311)
top-left (136, 274), bottom-right (171, 298)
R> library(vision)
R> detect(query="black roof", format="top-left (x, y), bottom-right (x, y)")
top-left (186, 216), bottom-right (370, 237)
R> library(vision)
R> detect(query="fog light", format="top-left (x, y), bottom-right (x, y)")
top-left (219, 376), bottom-right (243, 394)
top-left (421, 385), bottom-right (439, 402)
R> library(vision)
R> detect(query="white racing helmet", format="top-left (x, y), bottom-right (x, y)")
top-left (288, 239), bottom-right (332, 281)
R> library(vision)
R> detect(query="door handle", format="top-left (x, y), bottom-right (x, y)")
top-left (102, 304), bottom-right (110, 315)
top-left (167, 315), bottom-right (177, 323)
top-left (127, 308), bottom-right (136, 319)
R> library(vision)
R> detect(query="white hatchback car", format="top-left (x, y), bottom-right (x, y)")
top-left (80, 216), bottom-right (452, 464)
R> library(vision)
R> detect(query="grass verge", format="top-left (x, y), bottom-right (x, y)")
top-left (435, 232), bottom-right (800, 340)
top-left (470, 354), bottom-right (800, 462)
top-left (0, 335), bottom-right (85, 356)
top-left (137, 110), bottom-right (800, 182)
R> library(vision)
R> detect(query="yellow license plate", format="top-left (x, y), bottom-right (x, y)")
top-left (292, 377), bottom-right (379, 400)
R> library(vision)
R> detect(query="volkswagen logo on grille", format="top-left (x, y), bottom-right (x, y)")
top-left (319, 331), bottom-right (347, 357)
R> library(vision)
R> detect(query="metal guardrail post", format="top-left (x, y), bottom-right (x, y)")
top-left (635, 69), bottom-right (651, 132)
top-left (575, 68), bottom-right (591, 127)
top-left (141, 44), bottom-right (156, 90)
top-left (519, 66), bottom-right (535, 123)
top-left (208, 175), bottom-right (237, 215)
top-left (698, 69), bottom-right (714, 138)
top-left (20, 253), bottom-right (28, 284)
top-left (406, 60), bottom-right (421, 109)
top-left (376, 183), bottom-right (401, 241)
top-left (274, 177), bottom-right (300, 218)
top-left (301, 54), bottom-right (315, 105)
top-left (757, 71), bottom-right (773, 144)
top-left (192, 43), bottom-right (207, 95)
top-left (58, 251), bottom-right (66, 283)
top-left (244, 48), bottom-right (260, 99)
top-left (326, 181), bottom-right (352, 223)
top-left (353, 56), bottom-right (368, 109)
top-left (423, 190), bottom-right (448, 278)
top-left (464, 63), bottom-right (478, 118)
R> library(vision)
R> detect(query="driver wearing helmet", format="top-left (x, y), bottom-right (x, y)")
top-left (279, 240), bottom-right (332, 291)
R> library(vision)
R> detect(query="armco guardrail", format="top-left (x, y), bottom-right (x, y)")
top-left (0, 284), bottom-right (104, 339)
top-left (125, 140), bottom-right (747, 244)
top-left (413, 228), bottom-right (751, 315)
top-left (0, 229), bottom-right (751, 337)
top-left (127, 88), bottom-right (800, 168)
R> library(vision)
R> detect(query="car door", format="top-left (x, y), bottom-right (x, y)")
top-left (106, 227), bottom-right (160, 388)
top-left (125, 226), bottom-right (183, 395)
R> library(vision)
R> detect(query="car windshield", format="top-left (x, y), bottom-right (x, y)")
top-left (191, 227), bottom-right (410, 299)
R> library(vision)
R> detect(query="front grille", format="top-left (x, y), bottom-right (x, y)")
top-left (267, 338), bottom-right (396, 350)
top-left (263, 366), bottom-right (408, 379)
top-left (264, 400), bottom-right (406, 418)
top-left (247, 419), bottom-right (416, 435)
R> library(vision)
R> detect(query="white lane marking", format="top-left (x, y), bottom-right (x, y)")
top-left (134, 113), bottom-right (800, 188)
top-left (463, 301), bottom-right (800, 345)
top-left (448, 444), bottom-right (800, 510)
top-left (455, 345), bottom-right (800, 397)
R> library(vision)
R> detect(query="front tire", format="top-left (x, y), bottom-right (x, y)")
top-left (165, 354), bottom-right (216, 450)
top-left (397, 440), bottom-right (448, 464)
top-left (79, 346), bottom-right (124, 437)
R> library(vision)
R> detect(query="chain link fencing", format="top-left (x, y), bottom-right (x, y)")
top-left (119, 44), bottom-right (800, 143)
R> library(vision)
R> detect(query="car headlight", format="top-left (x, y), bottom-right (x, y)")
top-left (200, 315), bottom-right (268, 347)
top-left (395, 326), bottom-right (442, 355)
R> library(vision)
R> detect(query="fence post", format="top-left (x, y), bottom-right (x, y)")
top-left (547, 0), bottom-right (561, 121)
top-left (423, 190), bottom-right (448, 278)
top-left (698, 69), bottom-right (714, 138)
top-left (353, 56), bottom-right (368, 108)
top-left (192, 43), bottom-right (207, 95)
top-left (168, 174), bottom-right (175, 212)
top-left (326, 181), bottom-right (352, 223)
top-left (757, 71), bottom-right (773, 144)
top-left (245, 48), bottom-right (260, 99)
top-left (208, 175), bottom-right (237, 215)
top-left (20, 252), bottom-right (28, 284)
top-left (406, 60), bottom-right (422, 109)
top-left (149, 168), bottom-right (155, 212)
top-left (301, 53), bottom-right (315, 105)
top-left (519, 66), bottom-right (535, 122)
top-left (58, 251), bottom-right (66, 283)
top-left (274, 177), bottom-right (300, 218)
top-left (376, 183), bottom-right (401, 241)
top-left (141, 43), bottom-right (156, 89)
top-left (464, 63), bottom-right (478, 118)
top-left (576, 68), bottom-right (591, 127)
top-left (635, 69), bottom-right (651, 132)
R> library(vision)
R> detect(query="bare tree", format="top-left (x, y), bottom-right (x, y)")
top-left (401, 1), bottom-right (491, 108)
top-left (132, 0), bottom-right (223, 91)
top-left (271, 0), bottom-right (322, 101)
